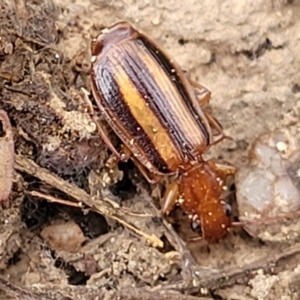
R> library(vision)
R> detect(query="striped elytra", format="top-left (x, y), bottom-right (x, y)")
top-left (91, 22), bottom-right (212, 175)
top-left (90, 21), bottom-right (236, 242)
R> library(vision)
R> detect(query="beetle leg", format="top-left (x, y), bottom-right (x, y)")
top-left (189, 80), bottom-right (211, 106)
top-left (119, 144), bottom-right (133, 161)
top-left (189, 81), bottom-right (231, 144)
top-left (214, 162), bottom-right (237, 176)
top-left (120, 144), bottom-right (163, 184)
top-left (81, 88), bottom-right (128, 161)
top-left (134, 160), bottom-right (163, 184)
top-left (137, 165), bottom-right (161, 184)
top-left (162, 182), bottom-right (179, 215)
top-left (94, 121), bottom-right (129, 161)
top-left (203, 111), bottom-right (227, 144)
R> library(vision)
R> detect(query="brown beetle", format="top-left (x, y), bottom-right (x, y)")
top-left (90, 21), bottom-right (235, 242)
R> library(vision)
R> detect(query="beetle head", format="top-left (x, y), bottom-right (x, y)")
top-left (178, 161), bottom-right (234, 242)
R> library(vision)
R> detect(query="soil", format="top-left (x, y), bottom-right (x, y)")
top-left (0, 0), bottom-right (300, 299)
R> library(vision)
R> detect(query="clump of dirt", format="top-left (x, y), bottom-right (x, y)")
top-left (0, 0), bottom-right (300, 299)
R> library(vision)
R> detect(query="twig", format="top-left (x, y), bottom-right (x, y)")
top-left (14, 154), bottom-right (163, 248)
top-left (109, 214), bottom-right (163, 248)
top-left (160, 242), bottom-right (300, 292)
top-left (0, 276), bottom-right (212, 300)
top-left (0, 276), bottom-right (107, 300)
top-left (118, 287), bottom-right (212, 300)
top-left (0, 275), bottom-right (48, 300)
top-left (137, 185), bottom-right (202, 276)
top-left (232, 209), bottom-right (300, 227)
top-left (26, 190), bottom-right (83, 208)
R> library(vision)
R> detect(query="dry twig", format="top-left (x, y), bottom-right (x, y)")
top-left (118, 287), bottom-right (212, 300)
top-left (160, 242), bottom-right (300, 292)
top-left (14, 154), bottom-right (163, 248)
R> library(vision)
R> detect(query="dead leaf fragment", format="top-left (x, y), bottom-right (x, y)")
top-left (0, 110), bottom-right (14, 203)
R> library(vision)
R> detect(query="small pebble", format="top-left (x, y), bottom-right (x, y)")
top-left (236, 129), bottom-right (300, 241)
top-left (41, 221), bottom-right (86, 253)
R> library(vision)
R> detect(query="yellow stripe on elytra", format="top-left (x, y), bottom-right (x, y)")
top-left (136, 48), bottom-right (207, 151)
top-left (113, 64), bottom-right (181, 171)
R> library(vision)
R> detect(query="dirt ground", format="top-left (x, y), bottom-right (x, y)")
top-left (1, 0), bottom-right (300, 299)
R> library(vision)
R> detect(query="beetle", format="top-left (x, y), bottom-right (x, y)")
top-left (90, 21), bottom-right (236, 242)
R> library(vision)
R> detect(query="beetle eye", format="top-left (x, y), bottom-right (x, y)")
top-left (190, 219), bottom-right (202, 234)
top-left (222, 202), bottom-right (232, 217)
